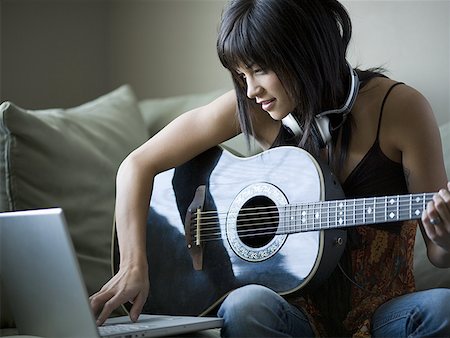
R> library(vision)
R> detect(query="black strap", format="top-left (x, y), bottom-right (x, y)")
top-left (376, 82), bottom-right (405, 139)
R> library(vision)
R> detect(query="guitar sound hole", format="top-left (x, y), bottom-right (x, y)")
top-left (237, 196), bottom-right (278, 248)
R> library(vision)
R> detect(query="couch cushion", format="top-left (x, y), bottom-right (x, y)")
top-left (139, 89), bottom-right (261, 156)
top-left (0, 85), bottom-right (148, 326)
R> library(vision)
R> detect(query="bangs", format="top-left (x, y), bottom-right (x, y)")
top-left (217, 6), bottom-right (269, 79)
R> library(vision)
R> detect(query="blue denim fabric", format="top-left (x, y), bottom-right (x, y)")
top-left (218, 284), bottom-right (315, 337)
top-left (372, 288), bottom-right (450, 338)
top-left (217, 285), bottom-right (450, 337)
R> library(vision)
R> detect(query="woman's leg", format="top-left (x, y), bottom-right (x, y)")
top-left (372, 288), bottom-right (450, 337)
top-left (217, 284), bottom-right (315, 337)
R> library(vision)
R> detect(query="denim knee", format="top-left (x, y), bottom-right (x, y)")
top-left (372, 288), bottom-right (450, 337)
top-left (218, 284), bottom-right (278, 322)
top-left (420, 288), bottom-right (450, 334)
top-left (217, 284), bottom-right (315, 337)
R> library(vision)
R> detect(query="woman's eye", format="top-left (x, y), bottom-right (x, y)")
top-left (253, 66), bottom-right (266, 74)
top-left (237, 73), bottom-right (246, 81)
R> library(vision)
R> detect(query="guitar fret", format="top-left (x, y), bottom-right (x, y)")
top-left (339, 201), bottom-right (345, 227)
top-left (286, 204), bottom-right (291, 234)
top-left (396, 196), bottom-right (399, 221)
top-left (355, 199), bottom-right (363, 225)
top-left (385, 196), bottom-right (387, 222)
top-left (313, 202), bottom-right (319, 230)
top-left (386, 195), bottom-right (398, 222)
top-left (411, 193), bottom-right (425, 220)
top-left (304, 203), bottom-right (309, 231)
top-left (293, 204), bottom-right (297, 233)
top-left (334, 201), bottom-right (338, 228)
top-left (327, 201), bottom-right (330, 229)
top-left (373, 197), bottom-right (377, 224)
top-left (399, 195), bottom-right (409, 220)
top-left (423, 193), bottom-right (426, 217)
top-left (363, 198), bottom-right (366, 225)
top-left (289, 192), bottom-right (435, 234)
top-left (344, 199), bottom-right (354, 228)
top-left (409, 195), bottom-right (412, 219)
top-left (319, 201), bottom-right (322, 229)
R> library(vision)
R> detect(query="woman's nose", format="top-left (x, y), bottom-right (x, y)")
top-left (246, 77), bottom-right (262, 99)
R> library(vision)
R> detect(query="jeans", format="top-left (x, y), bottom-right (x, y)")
top-left (217, 285), bottom-right (450, 337)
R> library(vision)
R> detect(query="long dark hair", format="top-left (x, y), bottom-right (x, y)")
top-left (217, 0), bottom-right (354, 160)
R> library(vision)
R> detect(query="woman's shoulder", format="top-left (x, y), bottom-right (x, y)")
top-left (366, 76), bottom-right (437, 152)
top-left (360, 76), bottom-right (431, 121)
top-left (376, 77), bottom-right (432, 121)
top-left (365, 76), bottom-right (428, 106)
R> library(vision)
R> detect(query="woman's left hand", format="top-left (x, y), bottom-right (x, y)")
top-left (422, 182), bottom-right (450, 258)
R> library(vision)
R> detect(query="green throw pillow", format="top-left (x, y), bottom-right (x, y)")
top-left (0, 85), bottom-right (148, 326)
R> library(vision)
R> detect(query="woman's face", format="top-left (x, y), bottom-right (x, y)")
top-left (236, 64), bottom-right (295, 120)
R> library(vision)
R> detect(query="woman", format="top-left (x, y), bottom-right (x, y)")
top-left (90, 0), bottom-right (450, 336)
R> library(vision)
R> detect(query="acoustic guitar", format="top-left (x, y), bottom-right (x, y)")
top-left (113, 146), bottom-right (431, 316)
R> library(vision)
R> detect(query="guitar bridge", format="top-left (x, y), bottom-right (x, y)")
top-left (184, 185), bottom-right (206, 270)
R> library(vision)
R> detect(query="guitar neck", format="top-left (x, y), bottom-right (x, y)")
top-left (284, 192), bottom-right (434, 233)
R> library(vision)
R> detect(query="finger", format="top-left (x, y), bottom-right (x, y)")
top-left (89, 290), bottom-right (115, 318)
top-left (422, 205), bottom-right (438, 239)
top-left (438, 187), bottom-right (450, 208)
top-left (425, 199), bottom-right (440, 222)
top-left (433, 191), bottom-right (450, 224)
top-left (129, 291), bottom-right (149, 322)
top-left (422, 200), bottom-right (439, 241)
top-left (96, 292), bottom-right (129, 326)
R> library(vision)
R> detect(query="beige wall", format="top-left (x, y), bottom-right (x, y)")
top-left (108, 0), bottom-right (231, 99)
top-left (1, 0), bottom-right (110, 109)
top-left (345, 0), bottom-right (450, 125)
top-left (1, 0), bottom-right (449, 124)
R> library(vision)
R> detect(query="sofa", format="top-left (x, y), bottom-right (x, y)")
top-left (1, 85), bottom-right (449, 335)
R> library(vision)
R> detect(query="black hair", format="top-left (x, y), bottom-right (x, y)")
top-left (217, 0), bottom-right (355, 161)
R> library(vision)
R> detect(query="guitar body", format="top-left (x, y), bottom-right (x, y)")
top-left (114, 146), bottom-right (347, 316)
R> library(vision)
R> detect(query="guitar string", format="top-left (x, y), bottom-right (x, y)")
top-left (191, 192), bottom-right (434, 221)
top-left (193, 192), bottom-right (434, 220)
top-left (191, 214), bottom-right (428, 246)
top-left (190, 200), bottom-right (430, 235)
top-left (185, 193), bottom-right (433, 242)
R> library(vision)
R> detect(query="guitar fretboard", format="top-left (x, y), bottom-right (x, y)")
top-left (283, 192), bottom-right (434, 233)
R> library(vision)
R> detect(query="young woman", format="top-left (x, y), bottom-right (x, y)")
top-left (90, 0), bottom-right (450, 336)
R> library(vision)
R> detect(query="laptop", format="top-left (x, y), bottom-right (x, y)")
top-left (0, 208), bottom-right (223, 338)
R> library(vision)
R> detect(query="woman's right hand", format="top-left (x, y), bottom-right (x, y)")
top-left (89, 263), bottom-right (149, 326)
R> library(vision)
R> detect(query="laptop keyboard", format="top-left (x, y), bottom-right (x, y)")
top-left (98, 322), bottom-right (156, 335)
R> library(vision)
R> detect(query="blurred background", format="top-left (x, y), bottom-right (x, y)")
top-left (0, 0), bottom-right (449, 124)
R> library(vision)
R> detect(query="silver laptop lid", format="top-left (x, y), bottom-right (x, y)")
top-left (1, 208), bottom-right (223, 338)
top-left (0, 208), bottom-right (100, 338)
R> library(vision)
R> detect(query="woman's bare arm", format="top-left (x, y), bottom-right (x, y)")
top-left (90, 90), bottom-right (242, 324)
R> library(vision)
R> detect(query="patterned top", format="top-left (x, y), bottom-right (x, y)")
top-left (277, 82), bottom-right (417, 337)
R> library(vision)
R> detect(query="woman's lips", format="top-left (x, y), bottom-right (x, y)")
top-left (261, 98), bottom-right (276, 111)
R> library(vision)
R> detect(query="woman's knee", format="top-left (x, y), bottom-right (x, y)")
top-left (422, 288), bottom-right (450, 311)
top-left (218, 284), bottom-right (279, 318)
